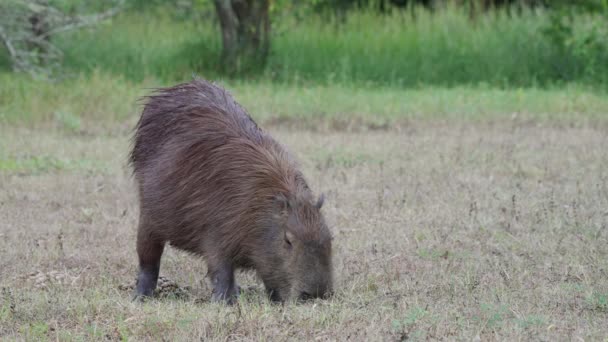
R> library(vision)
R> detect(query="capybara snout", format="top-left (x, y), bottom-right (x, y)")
top-left (271, 193), bottom-right (333, 302)
top-left (130, 78), bottom-right (333, 303)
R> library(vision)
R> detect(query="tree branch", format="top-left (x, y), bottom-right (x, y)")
top-left (0, 0), bottom-right (124, 79)
top-left (0, 26), bottom-right (16, 58)
top-left (39, 5), bottom-right (122, 39)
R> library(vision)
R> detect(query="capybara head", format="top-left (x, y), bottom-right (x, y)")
top-left (270, 193), bottom-right (333, 301)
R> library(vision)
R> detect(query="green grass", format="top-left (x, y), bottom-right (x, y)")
top-left (56, 11), bottom-right (221, 82)
top-left (1, 72), bottom-right (608, 129)
top-left (2, 5), bottom-right (601, 87)
top-left (27, 7), bottom-right (608, 87)
top-left (0, 71), bottom-right (142, 126)
top-left (0, 155), bottom-right (105, 174)
top-left (269, 7), bottom-right (564, 87)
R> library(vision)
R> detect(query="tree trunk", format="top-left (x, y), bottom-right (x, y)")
top-left (28, 8), bottom-right (52, 65)
top-left (213, 0), bottom-right (270, 74)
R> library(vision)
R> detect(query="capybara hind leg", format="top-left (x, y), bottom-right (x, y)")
top-left (208, 262), bottom-right (239, 304)
top-left (266, 288), bottom-right (282, 303)
top-left (134, 231), bottom-right (165, 299)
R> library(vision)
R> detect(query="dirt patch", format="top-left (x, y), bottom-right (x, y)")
top-left (118, 276), bottom-right (192, 300)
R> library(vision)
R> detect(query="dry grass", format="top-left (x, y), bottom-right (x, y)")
top-left (1, 119), bottom-right (607, 341)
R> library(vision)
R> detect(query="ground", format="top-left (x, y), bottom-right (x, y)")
top-left (1, 116), bottom-right (607, 341)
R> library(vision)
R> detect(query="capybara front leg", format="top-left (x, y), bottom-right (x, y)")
top-left (134, 233), bottom-right (165, 300)
top-left (209, 262), bottom-right (239, 304)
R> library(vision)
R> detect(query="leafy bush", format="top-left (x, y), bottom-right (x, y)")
top-left (543, 0), bottom-right (608, 84)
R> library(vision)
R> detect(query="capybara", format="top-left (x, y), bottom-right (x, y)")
top-left (129, 79), bottom-right (333, 303)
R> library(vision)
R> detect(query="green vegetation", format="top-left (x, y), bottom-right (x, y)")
top-left (2, 3), bottom-right (606, 131)
top-left (2, 4), bottom-right (607, 88)
top-left (269, 8), bottom-right (600, 87)
top-left (0, 155), bottom-right (104, 174)
top-left (2, 71), bottom-right (608, 128)
top-left (0, 71), bottom-right (142, 125)
top-left (55, 11), bottom-right (220, 83)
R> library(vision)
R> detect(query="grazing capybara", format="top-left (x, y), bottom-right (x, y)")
top-left (129, 79), bottom-right (333, 303)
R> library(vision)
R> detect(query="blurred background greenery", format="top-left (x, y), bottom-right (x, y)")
top-left (1, 0), bottom-right (607, 87)
top-left (1, 0), bottom-right (607, 128)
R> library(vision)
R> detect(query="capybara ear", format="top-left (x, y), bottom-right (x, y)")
top-left (284, 229), bottom-right (296, 248)
top-left (316, 193), bottom-right (325, 209)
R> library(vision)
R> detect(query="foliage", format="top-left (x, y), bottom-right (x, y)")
top-left (542, 0), bottom-right (608, 83)
top-left (45, 4), bottom-right (608, 88)
top-left (0, 0), bottom-right (122, 79)
top-left (271, 4), bottom-right (608, 87)
top-left (1, 0), bottom-right (608, 87)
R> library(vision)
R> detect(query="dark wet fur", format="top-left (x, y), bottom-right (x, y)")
top-left (130, 79), bottom-right (333, 303)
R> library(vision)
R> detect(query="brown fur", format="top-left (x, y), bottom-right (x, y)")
top-left (129, 78), bottom-right (333, 303)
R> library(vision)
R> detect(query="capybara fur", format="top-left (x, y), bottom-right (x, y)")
top-left (129, 79), bottom-right (333, 303)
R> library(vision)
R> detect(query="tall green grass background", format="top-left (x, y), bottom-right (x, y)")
top-left (2, 4), bottom-right (607, 127)
top-left (2, 4), bottom-right (605, 88)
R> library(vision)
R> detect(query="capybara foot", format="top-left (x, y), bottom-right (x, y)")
top-left (134, 268), bottom-right (158, 300)
top-left (211, 283), bottom-right (239, 305)
top-left (132, 291), bottom-right (151, 302)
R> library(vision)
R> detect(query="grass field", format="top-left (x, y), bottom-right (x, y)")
top-left (2, 72), bottom-right (608, 128)
top-left (2, 2), bottom-right (607, 340)
top-left (1, 78), bottom-right (607, 340)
